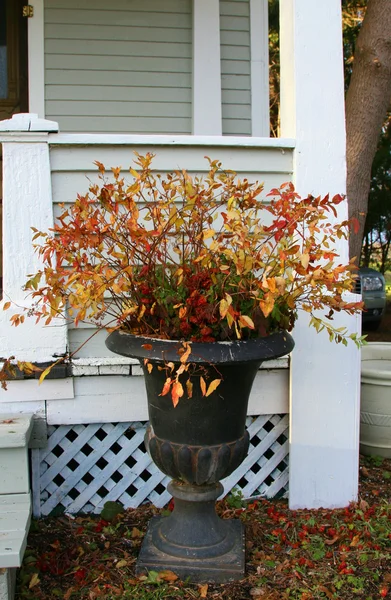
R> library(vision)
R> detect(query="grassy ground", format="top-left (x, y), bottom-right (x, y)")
top-left (15, 456), bottom-right (391, 600)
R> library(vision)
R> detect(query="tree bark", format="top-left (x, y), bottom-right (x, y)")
top-left (346, 0), bottom-right (391, 262)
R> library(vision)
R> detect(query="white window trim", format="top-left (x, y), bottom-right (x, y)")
top-left (28, 0), bottom-right (45, 117)
top-left (250, 0), bottom-right (269, 136)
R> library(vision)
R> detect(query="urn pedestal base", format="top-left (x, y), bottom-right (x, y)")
top-left (136, 481), bottom-right (245, 583)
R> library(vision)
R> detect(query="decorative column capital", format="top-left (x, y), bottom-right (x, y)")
top-left (0, 113), bottom-right (59, 133)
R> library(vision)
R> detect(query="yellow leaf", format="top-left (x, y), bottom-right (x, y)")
top-left (131, 527), bottom-right (143, 538)
top-left (39, 364), bottom-right (54, 384)
top-left (147, 363), bottom-right (153, 374)
top-left (116, 559), bottom-right (128, 569)
top-left (2, 302), bottom-right (11, 311)
top-left (186, 379), bottom-right (193, 398)
top-left (238, 315), bottom-right (255, 329)
top-left (200, 376), bottom-right (207, 396)
top-left (179, 306), bottom-right (187, 319)
top-left (29, 573), bottom-right (40, 589)
top-left (259, 295), bottom-right (275, 318)
top-left (205, 379), bottom-right (222, 397)
top-left (199, 583), bottom-right (209, 598)
top-left (300, 252), bottom-right (310, 269)
top-left (203, 229), bottom-right (215, 240)
top-left (219, 299), bottom-right (229, 318)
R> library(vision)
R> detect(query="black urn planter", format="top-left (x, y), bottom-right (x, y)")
top-left (106, 330), bottom-right (294, 582)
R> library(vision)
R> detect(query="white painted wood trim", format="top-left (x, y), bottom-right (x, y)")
top-left (192, 0), bottom-right (222, 135)
top-left (48, 133), bottom-right (295, 148)
top-left (250, 0), bottom-right (269, 136)
top-left (279, 0), bottom-right (360, 510)
top-left (0, 379), bottom-right (74, 404)
top-left (46, 367), bottom-right (289, 425)
top-left (28, 0), bottom-right (45, 117)
top-left (0, 115), bottom-right (67, 362)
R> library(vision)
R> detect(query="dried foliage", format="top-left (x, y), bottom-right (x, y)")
top-left (2, 154), bottom-right (363, 399)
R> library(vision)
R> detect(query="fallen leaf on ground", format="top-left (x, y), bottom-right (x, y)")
top-left (199, 583), bottom-right (208, 597)
top-left (29, 573), bottom-right (40, 589)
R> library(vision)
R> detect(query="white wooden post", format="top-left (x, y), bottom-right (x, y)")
top-left (28, 0), bottom-right (45, 118)
top-left (0, 113), bottom-right (67, 362)
top-left (279, 0), bottom-right (361, 508)
top-left (250, 0), bottom-right (269, 136)
top-left (192, 0), bottom-right (222, 135)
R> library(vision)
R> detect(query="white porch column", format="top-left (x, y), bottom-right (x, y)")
top-left (250, 0), bottom-right (269, 136)
top-left (28, 0), bottom-right (45, 117)
top-left (0, 113), bottom-right (67, 362)
top-left (280, 1), bottom-right (361, 508)
top-left (192, 0), bottom-right (222, 135)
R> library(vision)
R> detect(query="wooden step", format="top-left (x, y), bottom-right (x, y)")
top-left (0, 416), bottom-right (33, 495)
top-left (0, 494), bottom-right (31, 569)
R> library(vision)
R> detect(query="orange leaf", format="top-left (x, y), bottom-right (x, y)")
top-left (160, 377), bottom-right (172, 396)
top-left (238, 315), bottom-right (255, 329)
top-left (171, 381), bottom-right (184, 407)
top-left (146, 363), bottom-right (153, 374)
top-left (199, 583), bottom-right (208, 598)
top-left (142, 343), bottom-right (153, 351)
top-left (2, 302), bottom-right (11, 311)
top-left (200, 376), bottom-right (207, 396)
top-left (179, 342), bottom-right (191, 364)
top-left (158, 570), bottom-right (178, 583)
top-left (205, 379), bottom-right (222, 397)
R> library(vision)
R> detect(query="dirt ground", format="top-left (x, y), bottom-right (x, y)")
top-left (15, 454), bottom-right (391, 600)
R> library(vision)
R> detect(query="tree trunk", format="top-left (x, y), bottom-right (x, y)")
top-left (346, 0), bottom-right (391, 262)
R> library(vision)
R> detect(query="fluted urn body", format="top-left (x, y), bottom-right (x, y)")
top-left (106, 330), bottom-right (294, 582)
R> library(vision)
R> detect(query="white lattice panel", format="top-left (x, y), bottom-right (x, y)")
top-left (31, 416), bottom-right (289, 517)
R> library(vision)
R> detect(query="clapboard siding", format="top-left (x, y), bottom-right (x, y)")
top-left (44, 0), bottom-right (192, 134)
top-left (220, 0), bottom-right (251, 136)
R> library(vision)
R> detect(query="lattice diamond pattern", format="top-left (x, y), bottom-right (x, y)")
top-left (31, 416), bottom-right (289, 517)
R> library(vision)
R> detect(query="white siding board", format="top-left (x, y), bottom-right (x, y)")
top-left (219, 1), bottom-right (250, 16)
top-left (45, 24), bottom-right (192, 43)
top-left (221, 59), bottom-right (251, 75)
top-left (46, 0), bottom-right (190, 12)
top-left (222, 104), bottom-right (251, 120)
top-left (46, 101), bottom-right (191, 119)
top-left (49, 144), bottom-right (293, 174)
top-left (46, 71), bottom-right (191, 89)
top-left (221, 74), bottom-right (252, 91)
top-left (51, 117), bottom-right (190, 134)
top-left (52, 172), bottom-right (290, 216)
top-left (44, 9), bottom-right (191, 29)
top-left (220, 30), bottom-right (251, 46)
top-left (46, 86), bottom-right (191, 103)
top-left (220, 0), bottom-right (251, 136)
top-left (220, 15), bottom-right (250, 31)
top-left (44, 0), bottom-right (192, 134)
top-left (221, 45), bottom-right (250, 61)
top-left (45, 40), bottom-right (192, 59)
top-left (45, 55), bottom-right (192, 74)
top-left (46, 369), bottom-right (289, 425)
